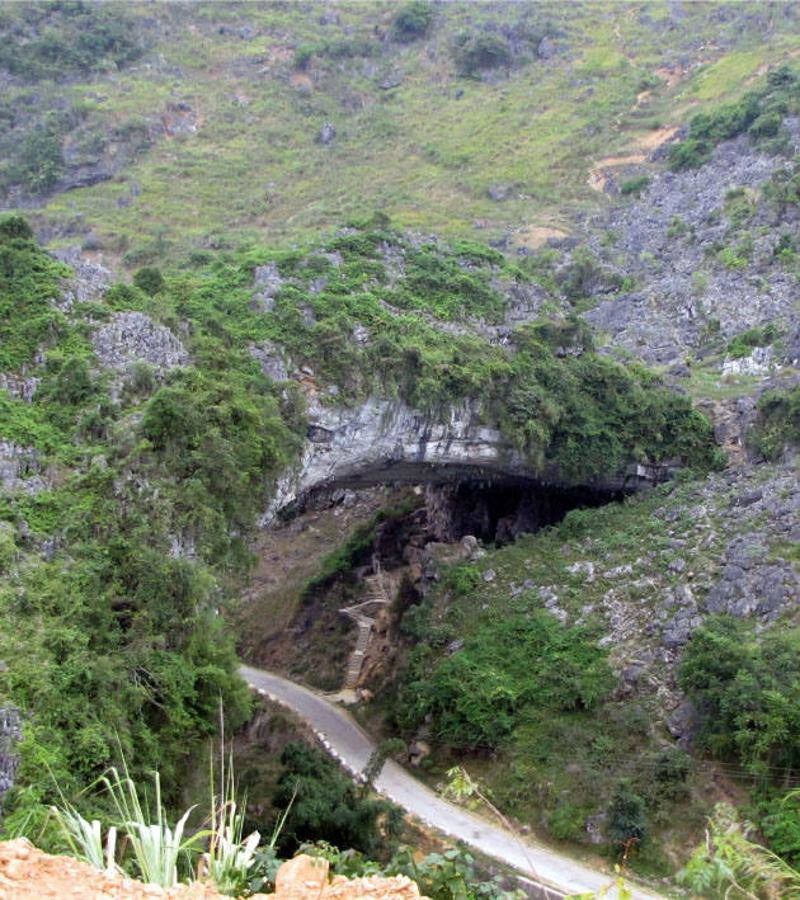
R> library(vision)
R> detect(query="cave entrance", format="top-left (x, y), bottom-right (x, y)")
top-left (422, 478), bottom-right (624, 546)
top-left (295, 472), bottom-right (627, 552)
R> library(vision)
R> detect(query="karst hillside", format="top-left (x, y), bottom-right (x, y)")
top-left (0, 2), bottom-right (799, 899)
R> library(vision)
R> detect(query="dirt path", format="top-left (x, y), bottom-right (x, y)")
top-left (239, 665), bottom-right (666, 900)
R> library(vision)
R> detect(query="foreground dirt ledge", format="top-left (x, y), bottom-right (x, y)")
top-left (0, 840), bottom-right (425, 899)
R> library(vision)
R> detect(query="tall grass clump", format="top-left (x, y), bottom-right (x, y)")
top-left (100, 765), bottom-right (199, 887)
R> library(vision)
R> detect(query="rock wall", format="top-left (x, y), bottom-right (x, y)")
top-left (263, 396), bottom-right (528, 522)
top-left (263, 392), bottom-right (669, 523)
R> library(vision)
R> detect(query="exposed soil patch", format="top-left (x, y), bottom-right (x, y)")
top-left (635, 124), bottom-right (680, 151)
top-left (0, 838), bottom-right (220, 899)
top-left (238, 485), bottom-right (406, 657)
top-left (510, 224), bottom-right (569, 250)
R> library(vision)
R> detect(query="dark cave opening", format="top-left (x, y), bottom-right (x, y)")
top-left (295, 473), bottom-right (629, 565)
top-left (422, 478), bottom-right (625, 546)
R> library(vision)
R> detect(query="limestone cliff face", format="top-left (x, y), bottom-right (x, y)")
top-left (263, 396), bottom-right (528, 521)
top-left (263, 392), bottom-right (668, 521)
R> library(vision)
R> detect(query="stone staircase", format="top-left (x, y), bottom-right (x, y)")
top-left (340, 569), bottom-right (390, 689)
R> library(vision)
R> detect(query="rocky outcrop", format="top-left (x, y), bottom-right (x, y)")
top-left (264, 392), bottom-right (670, 522)
top-left (270, 854), bottom-right (423, 899)
top-left (0, 371), bottom-right (39, 403)
top-left (53, 248), bottom-right (112, 311)
top-left (251, 263), bottom-right (284, 313)
top-left (584, 125), bottom-right (800, 366)
top-left (0, 843), bottom-right (424, 900)
top-left (92, 312), bottom-right (189, 376)
top-left (0, 442), bottom-right (49, 496)
top-left (0, 838), bottom-right (220, 898)
top-left (263, 396), bottom-right (528, 521)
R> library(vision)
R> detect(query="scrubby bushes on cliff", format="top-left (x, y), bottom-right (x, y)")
top-left (183, 223), bottom-right (719, 483)
top-left (0, 2), bottom-right (144, 81)
top-left (0, 221), bottom-right (299, 833)
top-left (669, 64), bottom-right (800, 170)
top-left (748, 386), bottom-right (800, 462)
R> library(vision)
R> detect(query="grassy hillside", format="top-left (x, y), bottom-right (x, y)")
top-left (1, 2), bottom-right (798, 264)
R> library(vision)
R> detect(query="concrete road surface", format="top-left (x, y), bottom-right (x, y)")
top-left (240, 664), bottom-right (666, 900)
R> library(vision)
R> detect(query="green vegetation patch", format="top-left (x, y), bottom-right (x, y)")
top-left (680, 617), bottom-right (800, 775)
top-left (178, 223), bottom-right (719, 484)
top-left (669, 65), bottom-right (800, 171)
top-left (748, 385), bottom-right (800, 461)
top-left (0, 1), bottom-right (145, 81)
top-left (395, 610), bottom-right (613, 749)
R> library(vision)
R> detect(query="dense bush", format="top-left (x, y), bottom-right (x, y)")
top-left (620, 175), bottom-right (650, 196)
top-left (726, 323), bottom-right (779, 359)
top-left (133, 266), bottom-right (165, 296)
top-left (391, 1), bottom-right (434, 42)
top-left (0, 1), bottom-right (144, 80)
top-left (272, 742), bottom-right (402, 858)
top-left (679, 617), bottom-right (800, 774)
top-left (395, 610), bottom-right (614, 749)
top-left (452, 32), bottom-right (511, 77)
top-left (0, 216), bottom-right (71, 369)
top-left (607, 781), bottom-right (647, 849)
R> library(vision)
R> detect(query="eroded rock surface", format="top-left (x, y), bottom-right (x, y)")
top-left (0, 442), bottom-right (49, 496)
top-left (584, 126), bottom-right (800, 366)
top-left (92, 312), bottom-right (189, 376)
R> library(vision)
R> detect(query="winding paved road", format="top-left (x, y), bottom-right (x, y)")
top-left (239, 664), bottom-right (665, 900)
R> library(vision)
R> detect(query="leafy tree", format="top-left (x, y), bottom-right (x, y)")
top-left (680, 618), bottom-right (800, 774)
top-left (273, 743), bottom-right (402, 858)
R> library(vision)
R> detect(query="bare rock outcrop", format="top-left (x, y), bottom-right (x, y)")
top-left (92, 312), bottom-right (189, 376)
top-left (0, 442), bottom-right (49, 496)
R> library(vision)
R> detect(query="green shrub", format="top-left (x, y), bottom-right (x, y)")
top-left (666, 216), bottom-right (688, 239)
top-left (397, 610), bottom-right (614, 749)
top-left (765, 163), bottom-right (800, 211)
top-left (726, 323), bottom-right (779, 359)
top-left (748, 386), bottom-right (800, 461)
top-left (548, 803), bottom-right (588, 842)
top-left (273, 743), bottom-right (402, 858)
top-left (0, 215), bottom-right (33, 241)
top-left (607, 781), bottom-right (647, 848)
top-left (391, 1), bottom-right (434, 42)
top-left (620, 175), bottom-right (650, 196)
top-left (759, 795), bottom-right (800, 869)
top-left (294, 44), bottom-right (314, 70)
top-left (452, 33), bottom-right (511, 77)
top-left (680, 617), bottom-right (800, 773)
top-left (0, 2), bottom-right (144, 80)
top-left (133, 267), bottom-right (165, 296)
top-left (717, 244), bottom-right (748, 269)
top-left (15, 125), bottom-right (64, 193)
top-left (669, 65), bottom-right (800, 171)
